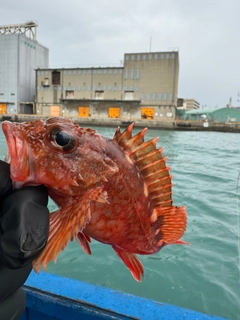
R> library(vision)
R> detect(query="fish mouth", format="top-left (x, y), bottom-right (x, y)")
top-left (2, 121), bottom-right (31, 188)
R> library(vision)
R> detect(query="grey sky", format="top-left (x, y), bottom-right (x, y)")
top-left (1, 0), bottom-right (240, 108)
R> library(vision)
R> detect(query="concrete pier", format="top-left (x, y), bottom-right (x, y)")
top-left (1, 114), bottom-right (240, 133)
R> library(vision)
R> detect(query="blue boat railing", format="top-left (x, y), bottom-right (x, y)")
top-left (20, 272), bottom-right (227, 320)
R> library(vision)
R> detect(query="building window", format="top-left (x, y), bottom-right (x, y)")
top-left (78, 70), bottom-right (81, 74)
top-left (65, 91), bottom-right (74, 98)
top-left (118, 86), bottom-right (122, 91)
top-left (169, 93), bottom-right (173, 101)
top-left (163, 93), bottom-right (167, 100)
top-left (52, 71), bottom-right (60, 85)
top-left (98, 70), bottom-right (102, 74)
top-left (146, 93), bottom-right (150, 101)
top-left (108, 86), bottom-right (112, 91)
top-left (154, 54), bottom-right (158, 60)
top-left (166, 53), bottom-right (170, 59)
top-left (136, 69), bottom-right (140, 79)
top-left (158, 93), bottom-right (162, 100)
top-left (141, 93), bottom-right (144, 101)
top-left (64, 70), bottom-right (67, 75)
top-left (108, 69), bottom-right (112, 74)
top-left (73, 70), bottom-right (76, 75)
top-left (148, 54), bottom-right (152, 60)
top-left (119, 69), bottom-right (123, 74)
top-left (130, 69), bottom-right (134, 79)
top-left (135, 86), bottom-right (139, 92)
top-left (88, 70), bottom-right (91, 74)
top-left (78, 86), bottom-right (81, 90)
top-left (68, 70), bottom-right (72, 75)
top-left (42, 78), bottom-right (50, 87)
top-left (126, 55), bottom-right (129, 61)
top-left (83, 70), bottom-right (87, 74)
top-left (88, 86), bottom-right (91, 91)
top-left (124, 91), bottom-right (134, 100)
top-left (124, 86), bottom-right (128, 91)
top-left (95, 91), bottom-right (104, 99)
top-left (143, 54), bottom-right (146, 60)
top-left (124, 70), bottom-right (128, 80)
top-left (160, 54), bottom-right (164, 59)
top-left (114, 69), bottom-right (118, 74)
top-left (103, 69), bottom-right (107, 74)
top-left (137, 54), bottom-right (141, 60)
top-left (93, 70), bottom-right (97, 74)
top-left (152, 93), bottom-right (156, 100)
top-left (131, 55), bottom-right (135, 60)
top-left (171, 53), bottom-right (175, 59)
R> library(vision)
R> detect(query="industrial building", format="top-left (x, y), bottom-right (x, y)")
top-left (0, 21), bottom-right (49, 114)
top-left (35, 50), bottom-right (179, 121)
top-left (184, 107), bottom-right (240, 122)
top-left (177, 98), bottom-right (200, 110)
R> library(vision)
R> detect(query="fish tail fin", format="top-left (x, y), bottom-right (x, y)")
top-left (113, 247), bottom-right (144, 282)
top-left (151, 205), bottom-right (188, 249)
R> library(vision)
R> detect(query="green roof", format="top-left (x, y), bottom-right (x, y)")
top-left (185, 109), bottom-right (216, 115)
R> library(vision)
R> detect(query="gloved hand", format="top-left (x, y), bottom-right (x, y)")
top-left (0, 160), bottom-right (49, 320)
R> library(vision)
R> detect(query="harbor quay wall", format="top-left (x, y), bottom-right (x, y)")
top-left (1, 114), bottom-right (240, 133)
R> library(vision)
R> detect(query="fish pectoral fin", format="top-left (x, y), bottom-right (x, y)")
top-left (76, 232), bottom-right (92, 255)
top-left (112, 247), bottom-right (144, 282)
top-left (33, 187), bottom-right (108, 273)
top-left (77, 186), bottom-right (108, 231)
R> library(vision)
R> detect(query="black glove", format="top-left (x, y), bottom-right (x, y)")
top-left (0, 160), bottom-right (49, 320)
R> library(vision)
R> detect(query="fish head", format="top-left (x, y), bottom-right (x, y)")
top-left (2, 117), bottom-right (118, 196)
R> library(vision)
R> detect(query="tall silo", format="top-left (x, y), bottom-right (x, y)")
top-left (0, 21), bottom-right (49, 114)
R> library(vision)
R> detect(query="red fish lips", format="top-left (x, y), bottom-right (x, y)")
top-left (2, 121), bottom-right (31, 188)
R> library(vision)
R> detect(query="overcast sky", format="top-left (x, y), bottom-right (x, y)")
top-left (1, 0), bottom-right (240, 108)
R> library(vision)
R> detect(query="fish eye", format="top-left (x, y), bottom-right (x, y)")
top-left (54, 131), bottom-right (71, 147)
top-left (46, 127), bottom-right (78, 153)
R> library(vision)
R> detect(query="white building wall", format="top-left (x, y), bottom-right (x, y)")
top-left (0, 34), bottom-right (18, 112)
top-left (0, 34), bottom-right (49, 113)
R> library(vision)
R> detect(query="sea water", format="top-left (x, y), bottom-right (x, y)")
top-left (0, 124), bottom-right (239, 320)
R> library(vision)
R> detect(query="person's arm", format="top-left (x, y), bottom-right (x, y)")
top-left (0, 161), bottom-right (49, 319)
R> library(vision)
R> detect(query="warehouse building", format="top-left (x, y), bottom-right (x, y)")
top-left (36, 50), bottom-right (179, 121)
top-left (184, 107), bottom-right (240, 122)
top-left (0, 21), bottom-right (49, 114)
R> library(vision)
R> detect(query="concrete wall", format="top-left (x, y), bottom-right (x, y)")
top-left (123, 52), bottom-right (179, 106)
top-left (0, 34), bottom-right (18, 112)
top-left (35, 51), bottom-right (178, 120)
top-left (0, 34), bottom-right (49, 113)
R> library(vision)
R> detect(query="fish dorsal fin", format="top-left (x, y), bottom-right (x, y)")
top-left (113, 124), bottom-right (187, 249)
top-left (113, 123), bottom-right (172, 207)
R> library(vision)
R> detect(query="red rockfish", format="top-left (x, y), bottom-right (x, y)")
top-left (2, 117), bottom-right (188, 281)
